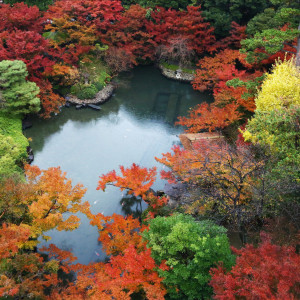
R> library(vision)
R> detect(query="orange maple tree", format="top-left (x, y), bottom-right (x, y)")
top-left (0, 165), bottom-right (88, 247)
top-left (176, 102), bottom-right (242, 133)
top-left (97, 163), bottom-right (168, 219)
top-left (156, 141), bottom-right (269, 228)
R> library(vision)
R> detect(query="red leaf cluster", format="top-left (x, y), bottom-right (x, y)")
top-left (97, 163), bottom-right (157, 200)
top-left (0, 3), bottom-right (43, 33)
top-left (148, 6), bottom-right (216, 56)
top-left (210, 235), bottom-right (300, 299)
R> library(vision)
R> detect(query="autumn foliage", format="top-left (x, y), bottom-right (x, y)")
top-left (0, 3), bottom-right (43, 33)
top-left (148, 6), bottom-right (216, 56)
top-left (177, 102), bottom-right (242, 133)
top-left (0, 165), bottom-right (88, 248)
top-left (97, 163), bottom-right (168, 219)
top-left (102, 5), bottom-right (157, 63)
top-left (210, 234), bottom-right (300, 299)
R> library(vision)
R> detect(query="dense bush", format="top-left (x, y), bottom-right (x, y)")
top-left (210, 235), bottom-right (300, 299)
top-left (0, 113), bottom-right (28, 178)
top-left (71, 83), bottom-right (98, 100)
top-left (143, 214), bottom-right (235, 299)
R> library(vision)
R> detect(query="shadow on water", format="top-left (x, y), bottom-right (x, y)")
top-left (120, 193), bottom-right (143, 219)
top-left (24, 65), bottom-right (213, 264)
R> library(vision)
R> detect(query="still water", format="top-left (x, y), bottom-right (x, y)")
top-left (24, 66), bottom-right (212, 264)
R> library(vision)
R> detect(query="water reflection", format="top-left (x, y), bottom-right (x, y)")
top-left (24, 66), bottom-right (213, 264)
top-left (120, 193), bottom-right (143, 219)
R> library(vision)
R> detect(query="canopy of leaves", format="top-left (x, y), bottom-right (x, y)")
top-left (156, 141), bottom-right (276, 229)
top-left (252, 59), bottom-right (300, 111)
top-left (0, 60), bottom-right (40, 116)
top-left (198, 0), bottom-right (270, 37)
top-left (246, 7), bottom-right (300, 35)
top-left (148, 6), bottom-right (216, 56)
top-left (101, 4), bottom-right (157, 64)
top-left (241, 27), bottom-right (299, 64)
top-left (176, 102), bottom-right (242, 133)
top-left (0, 165), bottom-right (88, 248)
top-left (0, 113), bottom-right (28, 178)
top-left (0, 135), bottom-right (23, 179)
top-left (143, 214), bottom-right (235, 299)
top-left (0, 2), bottom-right (43, 32)
top-left (210, 234), bottom-right (300, 299)
top-left (244, 106), bottom-right (300, 183)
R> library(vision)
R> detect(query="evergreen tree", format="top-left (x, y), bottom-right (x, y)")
top-left (0, 60), bottom-right (40, 116)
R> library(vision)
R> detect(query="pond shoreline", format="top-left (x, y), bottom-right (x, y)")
top-left (65, 64), bottom-right (196, 107)
top-left (66, 83), bottom-right (115, 105)
top-left (158, 64), bottom-right (195, 82)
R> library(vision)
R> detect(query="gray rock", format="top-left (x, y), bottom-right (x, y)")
top-left (88, 104), bottom-right (101, 110)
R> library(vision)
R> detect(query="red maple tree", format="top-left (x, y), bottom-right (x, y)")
top-left (148, 6), bottom-right (216, 56)
top-left (210, 234), bottom-right (300, 299)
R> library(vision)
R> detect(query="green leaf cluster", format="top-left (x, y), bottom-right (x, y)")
top-left (241, 28), bottom-right (299, 64)
top-left (0, 60), bottom-right (40, 116)
top-left (143, 214), bottom-right (235, 299)
top-left (0, 113), bottom-right (28, 178)
top-left (245, 107), bottom-right (300, 170)
top-left (122, 0), bottom-right (193, 9)
top-left (4, 0), bottom-right (53, 11)
top-left (246, 7), bottom-right (300, 35)
top-left (243, 59), bottom-right (300, 182)
top-left (241, 0), bottom-right (300, 64)
top-left (198, 0), bottom-right (270, 37)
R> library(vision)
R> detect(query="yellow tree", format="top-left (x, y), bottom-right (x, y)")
top-left (0, 165), bottom-right (88, 248)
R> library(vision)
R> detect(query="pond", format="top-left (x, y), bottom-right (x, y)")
top-left (24, 66), bottom-right (213, 264)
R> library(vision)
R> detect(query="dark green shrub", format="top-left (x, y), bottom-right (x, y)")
top-left (4, 0), bottom-right (53, 11)
top-left (77, 85), bottom-right (98, 100)
top-left (70, 84), bottom-right (82, 96)
top-left (94, 81), bottom-right (104, 91)
top-left (70, 83), bottom-right (98, 99)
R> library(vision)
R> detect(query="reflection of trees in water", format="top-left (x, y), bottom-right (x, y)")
top-left (24, 103), bottom-right (121, 153)
top-left (24, 66), bottom-right (213, 156)
top-left (113, 72), bottom-right (133, 90)
top-left (120, 193), bottom-right (143, 219)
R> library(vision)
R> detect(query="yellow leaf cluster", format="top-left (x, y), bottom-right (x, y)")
top-left (255, 58), bottom-right (300, 111)
top-left (24, 165), bottom-right (87, 246)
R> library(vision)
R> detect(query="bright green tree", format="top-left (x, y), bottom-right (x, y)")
top-left (244, 106), bottom-right (300, 177)
top-left (243, 59), bottom-right (300, 183)
top-left (142, 214), bottom-right (235, 299)
top-left (0, 60), bottom-right (40, 116)
top-left (0, 134), bottom-right (23, 178)
top-left (0, 113), bottom-right (28, 179)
